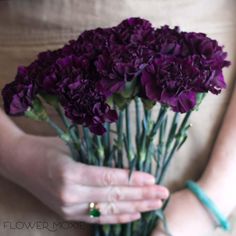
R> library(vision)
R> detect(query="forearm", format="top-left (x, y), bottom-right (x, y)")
top-left (0, 108), bottom-right (24, 141)
top-left (0, 108), bottom-right (24, 177)
top-left (199, 83), bottom-right (236, 217)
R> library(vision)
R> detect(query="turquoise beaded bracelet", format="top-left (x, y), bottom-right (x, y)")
top-left (185, 180), bottom-right (230, 231)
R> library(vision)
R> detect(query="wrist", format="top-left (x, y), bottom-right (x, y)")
top-left (187, 180), bottom-right (230, 231)
top-left (0, 131), bottom-right (30, 182)
top-left (198, 176), bottom-right (236, 218)
top-left (153, 189), bottom-right (215, 236)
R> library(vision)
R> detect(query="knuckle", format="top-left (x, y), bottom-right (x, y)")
top-left (57, 187), bottom-right (74, 206)
top-left (138, 201), bottom-right (151, 211)
top-left (102, 170), bottom-right (117, 186)
top-left (134, 202), bottom-right (142, 212)
top-left (156, 200), bottom-right (163, 209)
top-left (140, 190), bottom-right (145, 199)
top-left (108, 187), bottom-right (123, 202)
top-left (57, 165), bottom-right (72, 184)
top-left (143, 200), bottom-right (163, 211)
top-left (105, 202), bottom-right (119, 215)
top-left (142, 187), bottom-right (155, 199)
top-left (117, 215), bottom-right (129, 224)
top-left (55, 167), bottom-right (69, 185)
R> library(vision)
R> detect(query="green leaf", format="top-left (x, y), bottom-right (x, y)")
top-left (25, 97), bottom-right (48, 121)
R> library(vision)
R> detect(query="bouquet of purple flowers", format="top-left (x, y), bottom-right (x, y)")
top-left (1, 18), bottom-right (230, 236)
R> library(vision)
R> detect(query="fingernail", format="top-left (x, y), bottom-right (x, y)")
top-left (148, 200), bottom-right (162, 209)
top-left (157, 187), bottom-right (169, 199)
top-left (143, 176), bottom-right (155, 185)
top-left (132, 213), bottom-right (141, 219)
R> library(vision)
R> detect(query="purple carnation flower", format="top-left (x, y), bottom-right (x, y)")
top-left (2, 66), bottom-right (38, 115)
top-left (95, 47), bottom-right (139, 96)
top-left (39, 54), bottom-right (92, 94)
top-left (2, 17), bottom-right (230, 129)
top-left (63, 28), bottom-right (114, 59)
top-left (54, 55), bottom-right (118, 135)
top-left (96, 18), bottom-right (156, 96)
top-left (141, 55), bottom-right (228, 113)
top-left (2, 49), bottom-right (63, 115)
top-left (182, 32), bottom-right (230, 94)
top-left (140, 25), bottom-right (230, 112)
top-left (154, 25), bottom-right (188, 56)
top-left (113, 17), bottom-right (155, 45)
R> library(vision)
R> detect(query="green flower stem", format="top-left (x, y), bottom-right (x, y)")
top-left (102, 224), bottom-right (111, 236)
top-left (157, 111), bottom-right (192, 183)
top-left (157, 140), bottom-right (179, 183)
top-left (135, 98), bottom-right (142, 168)
top-left (55, 105), bottom-right (71, 129)
top-left (82, 127), bottom-right (94, 164)
top-left (125, 105), bottom-right (132, 153)
top-left (116, 110), bottom-right (124, 168)
top-left (177, 111), bottom-right (191, 135)
top-left (124, 105), bottom-right (135, 166)
top-left (144, 106), bottom-right (167, 173)
top-left (46, 118), bottom-right (78, 160)
top-left (106, 123), bottom-right (111, 153)
top-left (166, 113), bottom-right (179, 149)
top-left (55, 105), bottom-right (81, 149)
top-left (143, 109), bottom-right (152, 172)
top-left (104, 123), bottom-right (112, 167)
top-left (113, 224), bottom-right (122, 236)
top-left (144, 109), bottom-right (152, 132)
top-left (46, 118), bottom-right (65, 137)
top-left (137, 104), bottom-right (151, 171)
top-left (94, 225), bottom-right (101, 236)
top-left (156, 113), bottom-right (179, 181)
top-left (148, 106), bottom-right (167, 143)
top-left (95, 136), bottom-right (105, 166)
top-left (135, 98), bottom-right (141, 142)
top-left (155, 116), bottom-right (167, 181)
top-left (124, 222), bottom-right (131, 236)
top-left (124, 105), bottom-right (134, 236)
top-left (138, 121), bottom-right (147, 171)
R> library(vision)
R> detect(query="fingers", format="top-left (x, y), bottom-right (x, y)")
top-left (89, 185), bottom-right (168, 203)
top-left (54, 161), bottom-right (169, 225)
top-left (68, 162), bottom-right (156, 187)
top-left (97, 199), bottom-right (163, 215)
top-left (60, 199), bottom-right (163, 224)
top-left (59, 184), bottom-right (169, 205)
top-left (79, 213), bottom-right (141, 224)
top-left (73, 199), bottom-right (162, 215)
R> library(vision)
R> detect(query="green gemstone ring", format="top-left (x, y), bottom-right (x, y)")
top-left (89, 202), bottom-right (101, 218)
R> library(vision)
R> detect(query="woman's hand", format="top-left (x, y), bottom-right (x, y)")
top-left (0, 132), bottom-right (169, 224)
top-left (151, 189), bottom-right (215, 236)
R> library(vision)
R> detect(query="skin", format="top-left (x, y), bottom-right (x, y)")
top-left (0, 82), bottom-right (235, 234)
top-left (152, 83), bottom-right (236, 236)
top-left (0, 108), bottom-right (169, 225)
